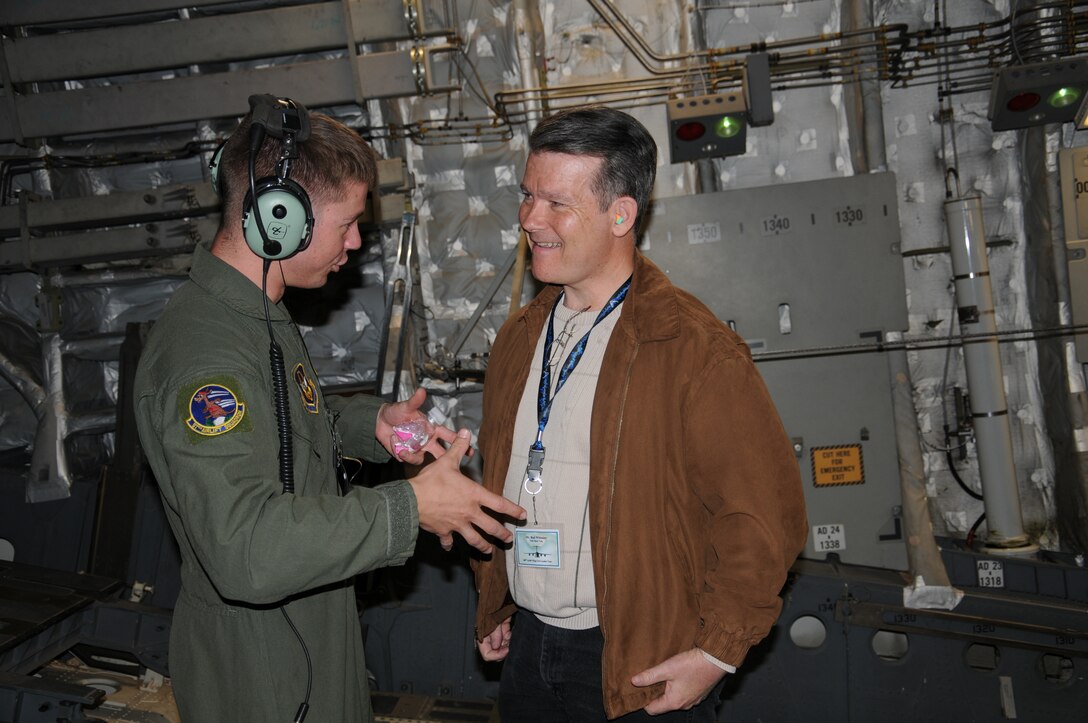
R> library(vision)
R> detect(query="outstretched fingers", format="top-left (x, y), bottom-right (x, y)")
top-left (408, 430), bottom-right (524, 554)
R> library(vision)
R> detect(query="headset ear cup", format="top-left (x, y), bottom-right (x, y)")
top-left (209, 141), bottom-right (226, 195)
top-left (242, 178), bottom-right (314, 260)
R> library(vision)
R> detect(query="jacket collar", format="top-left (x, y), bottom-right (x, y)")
top-left (517, 252), bottom-right (680, 343)
top-left (188, 241), bottom-right (292, 322)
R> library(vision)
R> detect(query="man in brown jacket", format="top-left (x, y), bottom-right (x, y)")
top-left (473, 106), bottom-right (808, 721)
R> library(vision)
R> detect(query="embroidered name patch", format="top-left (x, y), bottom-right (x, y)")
top-left (294, 363), bottom-right (320, 414)
top-left (186, 383), bottom-right (246, 436)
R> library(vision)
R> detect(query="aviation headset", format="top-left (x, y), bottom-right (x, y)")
top-left (209, 94), bottom-right (315, 261)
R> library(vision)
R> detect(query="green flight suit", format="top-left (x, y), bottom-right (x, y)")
top-left (134, 241), bottom-right (418, 722)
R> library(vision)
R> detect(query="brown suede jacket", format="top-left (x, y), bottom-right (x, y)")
top-left (474, 253), bottom-right (807, 718)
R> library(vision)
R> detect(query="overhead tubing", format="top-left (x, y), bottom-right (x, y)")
top-left (586, 0), bottom-right (904, 76)
top-left (492, 0), bottom-right (909, 119)
top-left (430, 1), bottom-right (1088, 136)
top-left (494, 1), bottom-right (1088, 124)
top-left (496, 0), bottom-right (909, 115)
top-left (495, 20), bottom-right (904, 121)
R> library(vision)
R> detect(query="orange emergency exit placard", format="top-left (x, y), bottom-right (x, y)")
top-left (811, 444), bottom-right (865, 487)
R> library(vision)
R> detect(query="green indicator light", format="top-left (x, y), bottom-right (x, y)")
top-left (1047, 86), bottom-right (1082, 108)
top-left (715, 115), bottom-right (743, 139)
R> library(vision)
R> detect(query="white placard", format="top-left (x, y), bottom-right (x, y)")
top-left (976, 559), bottom-right (1005, 588)
top-left (812, 523), bottom-right (846, 553)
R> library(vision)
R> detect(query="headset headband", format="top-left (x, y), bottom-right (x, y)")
top-left (248, 94), bottom-right (312, 143)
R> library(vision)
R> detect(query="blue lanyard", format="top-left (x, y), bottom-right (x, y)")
top-left (533, 276), bottom-right (631, 449)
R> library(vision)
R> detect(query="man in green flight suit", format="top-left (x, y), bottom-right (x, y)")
top-left (134, 97), bottom-right (525, 722)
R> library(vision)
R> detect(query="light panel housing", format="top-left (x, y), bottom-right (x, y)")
top-left (666, 92), bottom-right (747, 163)
top-left (988, 56), bottom-right (1088, 131)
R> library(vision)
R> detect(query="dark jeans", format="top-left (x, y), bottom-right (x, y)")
top-left (499, 611), bottom-right (724, 723)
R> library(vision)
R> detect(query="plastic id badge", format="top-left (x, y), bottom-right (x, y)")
top-left (515, 528), bottom-right (561, 568)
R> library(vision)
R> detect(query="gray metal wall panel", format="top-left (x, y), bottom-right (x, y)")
top-left (721, 560), bottom-right (1088, 722)
top-left (640, 174), bottom-right (909, 570)
top-left (0, 182), bottom-right (219, 237)
top-left (2, 3), bottom-right (412, 83)
top-left (0, 53), bottom-right (419, 140)
top-left (1, 60), bottom-right (342, 140)
top-left (1068, 239), bottom-right (1088, 361)
top-left (0, 0), bottom-right (241, 25)
top-left (1059, 147), bottom-right (1088, 361)
top-left (758, 354), bottom-right (910, 571)
top-left (641, 172), bottom-right (907, 350)
top-left (0, 217), bottom-right (216, 271)
top-left (360, 539), bottom-right (499, 700)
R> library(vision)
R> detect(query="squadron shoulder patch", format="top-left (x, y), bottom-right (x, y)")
top-left (184, 382), bottom-right (246, 436)
top-left (294, 363), bottom-right (320, 414)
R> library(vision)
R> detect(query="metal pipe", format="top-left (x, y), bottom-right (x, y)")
top-left (888, 332), bottom-right (955, 596)
top-left (840, 0), bottom-right (950, 592)
top-left (944, 196), bottom-right (1035, 550)
top-left (0, 347), bottom-right (45, 416)
top-left (1022, 125), bottom-right (1086, 552)
top-left (66, 410), bottom-right (117, 437)
top-left (27, 332), bottom-right (72, 502)
top-left (493, 23), bottom-right (905, 115)
top-left (496, 0), bottom-right (546, 324)
top-left (843, 0), bottom-right (889, 174)
top-left (60, 334), bottom-right (123, 360)
top-left (47, 266), bottom-right (187, 287)
top-left (512, 0), bottom-right (546, 121)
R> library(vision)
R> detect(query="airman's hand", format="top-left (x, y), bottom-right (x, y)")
top-left (408, 429), bottom-right (525, 553)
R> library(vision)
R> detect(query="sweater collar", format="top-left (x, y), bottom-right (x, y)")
top-left (519, 253), bottom-right (680, 343)
top-left (188, 241), bottom-right (292, 322)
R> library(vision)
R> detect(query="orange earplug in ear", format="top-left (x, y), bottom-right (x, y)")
top-left (615, 215), bottom-right (625, 224)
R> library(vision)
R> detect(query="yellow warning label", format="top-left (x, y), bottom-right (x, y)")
top-left (811, 444), bottom-right (865, 487)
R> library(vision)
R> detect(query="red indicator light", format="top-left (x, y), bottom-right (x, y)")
top-left (675, 121), bottom-right (707, 142)
top-left (1006, 92), bottom-right (1041, 113)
